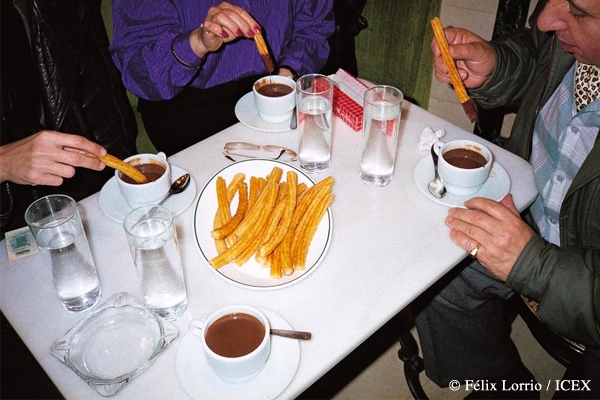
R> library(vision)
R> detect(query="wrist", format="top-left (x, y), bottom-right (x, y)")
top-left (277, 65), bottom-right (299, 81)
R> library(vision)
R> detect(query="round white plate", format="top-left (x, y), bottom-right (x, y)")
top-left (99, 165), bottom-right (197, 223)
top-left (234, 92), bottom-right (293, 133)
top-left (193, 159), bottom-right (332, 290)
top-left (413, 155), bottom-right (511, 207)
top-left (176, 308), bottom-right (300, 400)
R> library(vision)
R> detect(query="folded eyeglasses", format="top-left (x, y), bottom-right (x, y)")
top-left (223, 142), bottom-right (298, 162)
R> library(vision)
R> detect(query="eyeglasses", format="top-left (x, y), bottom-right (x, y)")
top-left (223, 142), bottom-right (298, 162)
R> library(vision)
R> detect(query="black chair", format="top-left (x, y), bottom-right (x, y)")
top-left (396, 296), bottom-right (586, 400)
top-left (512, 295), bottom-right (585, 367)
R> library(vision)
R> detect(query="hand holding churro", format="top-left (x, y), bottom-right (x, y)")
top-left (430, 17), bottom-right (478, 122)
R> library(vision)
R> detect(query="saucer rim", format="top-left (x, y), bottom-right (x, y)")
top-left (98, 165), bottom-right (196, 223)
top-left (175, 307), bottom-right (300, 400)
top-left (413, 155), bottom-right (511, 207)
top-left (234, 92), bottom-right (293, 133)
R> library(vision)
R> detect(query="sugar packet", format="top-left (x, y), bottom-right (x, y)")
top-left (5, 226), bottom-right (39, 261)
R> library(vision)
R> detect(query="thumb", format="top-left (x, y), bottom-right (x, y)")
top-left (500, 194), bottom-right (519, 215)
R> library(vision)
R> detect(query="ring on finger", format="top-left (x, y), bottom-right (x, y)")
top-left (469, 243), bottom-right (481, 259)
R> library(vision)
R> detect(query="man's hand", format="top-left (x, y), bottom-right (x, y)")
top-left (445, 194), bottom-right (536, 281)
top-left (431, 27), bottom-right (497, 89)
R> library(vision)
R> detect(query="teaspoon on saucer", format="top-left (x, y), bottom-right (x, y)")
top-left (428, 144), bottom-right (446, 198)
top-left (270, 328), bottom-right (311, 340)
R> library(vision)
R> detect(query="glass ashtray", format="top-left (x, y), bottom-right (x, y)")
top-left (51, 292), bottom-right (179, 396)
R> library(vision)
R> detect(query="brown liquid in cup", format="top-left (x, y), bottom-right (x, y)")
top-left (443, 148), bottom-right (487, 169)
top-left (205, 312), bottom-right (265, 358)
top-left (256, 83), bottom-right (293, 97)
top-left (120, 163), bottom-right (165, 184)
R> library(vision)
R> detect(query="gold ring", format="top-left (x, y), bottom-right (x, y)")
top-left (469, 243), bottom-right (481, 259)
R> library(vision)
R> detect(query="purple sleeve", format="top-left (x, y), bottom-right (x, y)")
top-left (109, 0), bottom-right (204, 101)
top-left (109, 0), bottom-right (334, 101)
top-left (277, 0), bottom-right (335, 76)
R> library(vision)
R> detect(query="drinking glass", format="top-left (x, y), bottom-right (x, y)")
top-left (25, 195), bottom-right (101, 311)
top-left (296, 74), bottom-right (334, 173)
top-left (360, 85), bottom-right (403, 187)
top-left (123, 205), bottom-right (187, 320)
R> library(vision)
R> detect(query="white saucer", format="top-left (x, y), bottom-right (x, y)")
top-left (176, 308), bottom-right (300, 400)
top-left (413, 155), bottom-right (511, 207)
top-left (235, 92), bottom-right (293, 133)
top-left (98, 165), bottom-right (197, 223)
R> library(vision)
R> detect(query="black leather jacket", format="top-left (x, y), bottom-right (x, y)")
top-left (1, 0), bottom-right (138, 234)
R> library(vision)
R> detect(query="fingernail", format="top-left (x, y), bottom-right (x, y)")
top-left (236, 28), bottom-right (243, 37)
top-left (247, 29), bottom-right (255, 38)
top-left (254, 25), bottom-right (262, 33)
top-left (220, 30), bottom-right (229, 38)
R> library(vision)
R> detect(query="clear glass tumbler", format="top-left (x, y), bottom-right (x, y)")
top-left (25, 195), bottom-right (102, 311)
top-left (360, 85), bottom-right (403, 187)
top-left (296, 74), bottom-right (334, 173)
top-left (123, 205), bottom-right (187, 320)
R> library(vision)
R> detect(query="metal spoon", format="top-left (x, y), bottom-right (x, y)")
top-left (157, 173), bottom-right (191, 206)
top-left (290, 107), bottom-right (298, 129)
top-left (270, 328), bottom-right (311, 340)
top-left (133, 174), bottom-right (191, 224)
top-left (428, 145), bottom-right (446, 198)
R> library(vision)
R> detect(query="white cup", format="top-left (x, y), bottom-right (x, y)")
top-left (433, 140), bottom-right (493, 196)
top-left (189, 305), bottom-right (271, 383)
top-left (115, 152), bottom-right (171, 208)
top-left (253, 76), bottom-right (296, 123)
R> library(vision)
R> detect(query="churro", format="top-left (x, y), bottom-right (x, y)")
top-left (85, 152), bottom-right (149, 183)
top-left (254, 32), bottom-right (275, 73)
top-left (430, 17), bottom-right (478, 122)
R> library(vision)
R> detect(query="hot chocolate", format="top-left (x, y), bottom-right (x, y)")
top-left (443, 148), bottom-right (487, 169)
top-left (205, 312), bottom-right (265, 358)
top-left (120, 163), bottom-right (165, 184)
top-left (256, 83), bottom-right (293, 97)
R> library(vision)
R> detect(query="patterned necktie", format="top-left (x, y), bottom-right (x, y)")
top-left (574, 63), bottom-right (600, 112)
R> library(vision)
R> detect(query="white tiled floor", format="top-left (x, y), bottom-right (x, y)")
top-left (323, 1), bottom-right (567, 399)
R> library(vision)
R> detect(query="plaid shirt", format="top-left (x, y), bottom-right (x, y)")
top-left (529, 62), bottom-right (600, 245)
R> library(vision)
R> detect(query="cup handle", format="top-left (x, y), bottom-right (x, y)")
top-left (189, 318), bottom-right (207, 338)
top-left (157, 152), bottom-right (167, 160)
top-left (433, 141), bottom-right (444, 156)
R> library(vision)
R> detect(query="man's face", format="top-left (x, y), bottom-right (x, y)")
top-left (537, 0), bottom-right (600, 66)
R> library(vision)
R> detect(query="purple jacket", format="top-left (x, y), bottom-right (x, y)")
top-left (109, 0), bottom-right (334, 101)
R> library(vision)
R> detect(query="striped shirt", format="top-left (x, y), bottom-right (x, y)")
top-left (529, 62), bottom-right (600, 245)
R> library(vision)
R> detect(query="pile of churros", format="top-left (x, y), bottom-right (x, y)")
top-left (209, 166), bottom-right (334, 279)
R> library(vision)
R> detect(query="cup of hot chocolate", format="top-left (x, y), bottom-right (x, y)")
top-left (189, 305), bottom-right (271, 383)
top-left (253, 75), bottom-right (296, 123)
top-left (116, 152), bottom-right (171, 208)
top-left (433, 140), bottom-right (493, 196)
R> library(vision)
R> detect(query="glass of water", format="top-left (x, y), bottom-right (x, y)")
top-left (360, 85), bottom-right (403, 187)
top-left (25, 195), bottom-right (101, 312)
top-left (123, 205), bottom-right (187, 320)
top-left (296, 74), bottom-right (334, 173)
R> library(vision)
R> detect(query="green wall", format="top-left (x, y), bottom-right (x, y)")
top-left (355, 0), bottom-right (441, 108)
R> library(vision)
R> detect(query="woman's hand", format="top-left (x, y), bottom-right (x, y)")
top-left (0, 130), bottom-right (107, 186)
top-left (445, 194), bottom-right (536, 281)
top-left (190, 2), bottom-right (260, 57)
top-left (431, 27), bottom-right (497, 89)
